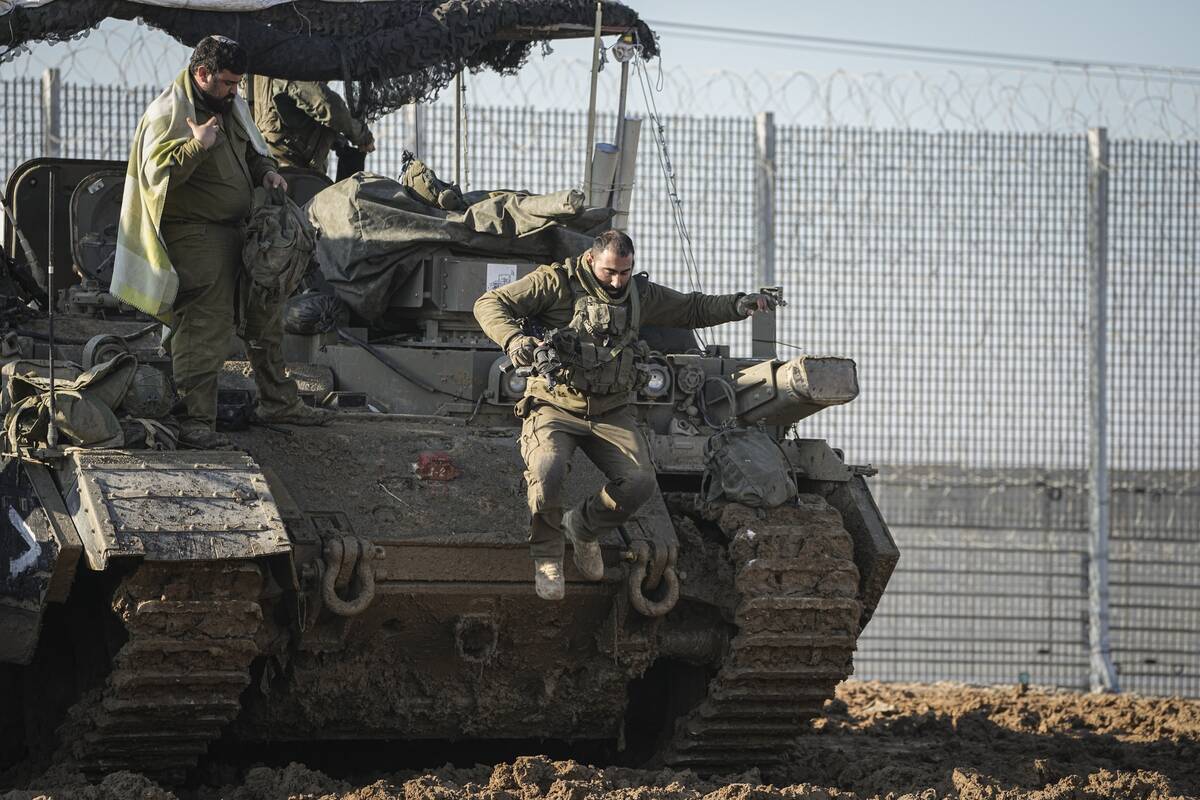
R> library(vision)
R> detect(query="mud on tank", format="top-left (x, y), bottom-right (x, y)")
top-left (0, 152), bottom-right (898, 784)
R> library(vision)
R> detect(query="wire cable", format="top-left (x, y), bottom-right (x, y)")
top-left (648, 20), bottom-right (1200, 82)
top-left (335, 327), bottom-right (476, 403)
top-left (632, 44), bottom-right (711, 348)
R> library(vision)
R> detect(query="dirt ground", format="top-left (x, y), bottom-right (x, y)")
top-left (4, 679), bottom-right (1197, 800)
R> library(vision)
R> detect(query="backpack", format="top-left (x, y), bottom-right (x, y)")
top-left (242, 187), bottom-right (317, 303)
top-left (700, 426), bottom-right (798, 508)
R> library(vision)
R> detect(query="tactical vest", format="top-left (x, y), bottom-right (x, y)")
top-left (552, 270), bottom-right (649, 396)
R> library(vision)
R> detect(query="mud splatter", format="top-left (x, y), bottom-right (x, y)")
top-left (5, 680), bottom-right (1196, 800)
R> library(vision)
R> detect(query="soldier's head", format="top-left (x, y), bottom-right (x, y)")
top-left (589, 230), bottom-right (635, 297)
top-left (189, 35), bottom-right (247, 113)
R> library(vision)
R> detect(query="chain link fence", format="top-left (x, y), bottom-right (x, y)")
top-left (2, 72), bottom-right (1197, 698)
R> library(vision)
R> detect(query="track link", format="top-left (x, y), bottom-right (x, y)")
top-left (661, 495), bottom-right (862, 771)
top-left (58, 561), bottom-right (264, 784)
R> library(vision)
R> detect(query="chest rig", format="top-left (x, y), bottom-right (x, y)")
top-left (552, 272), bottom-right (649, 396)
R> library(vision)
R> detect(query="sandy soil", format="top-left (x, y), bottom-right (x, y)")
top-left (4, 679), bottom-right (1197, 800)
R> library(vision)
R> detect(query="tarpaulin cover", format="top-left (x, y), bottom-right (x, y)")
top-left (307, 172), bottom-right (611, 323)
top-left (0, 1), bottom-right (658, 119)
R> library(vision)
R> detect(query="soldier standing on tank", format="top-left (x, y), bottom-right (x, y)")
top-left (245, 76), bottom-right (375, 176)
top-left (474, 230), bottom-right (778, 600)
top-left (133, 36), bottom-right (329, 449)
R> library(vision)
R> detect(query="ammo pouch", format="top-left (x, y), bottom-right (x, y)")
top-left (701, 426), bottom-right (798, 508)
top-left (553, 328), bottom-right (650, 396)
top-left (242, 187), bottom-right (317, 304)
top-left (552, 286), bottom-right (648, 396)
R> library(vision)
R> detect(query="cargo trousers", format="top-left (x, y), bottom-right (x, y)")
top-left (518, 402), bottom-right (658, 560)
top-left (164, 221), bottom-right (301, 431)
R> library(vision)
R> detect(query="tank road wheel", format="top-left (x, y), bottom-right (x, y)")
top-left (659, 494), bottom-right (862, 771)
top-left (53, 561), bottom-right (265, 785)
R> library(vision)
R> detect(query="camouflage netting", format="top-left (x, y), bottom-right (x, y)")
top-left (0, 0), bottom-right (657, 119)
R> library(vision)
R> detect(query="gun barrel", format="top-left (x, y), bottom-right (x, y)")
top-left (737, 355), bottom-right (859, 426)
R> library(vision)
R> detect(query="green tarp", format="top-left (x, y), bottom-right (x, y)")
top-left (306, 172), bottom-right (611, 323)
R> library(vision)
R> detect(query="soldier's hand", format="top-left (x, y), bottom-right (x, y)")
top-left (737, 292), bottom-right (779, 317)
top-left (358, 139), bottom-right (376, 154)
top-left (186, 116), bottom-right (220, 150)
top-left (262, 171), bottom-right (288, 192)
top-left (507, 336), bottom-right (539, 368)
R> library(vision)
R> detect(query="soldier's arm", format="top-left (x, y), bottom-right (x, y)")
top-left (246, 142), bottom-right (281, 186)
top-left (640, 278), bottom-right (744, 329)
top-left (287, 82), bottom-right (373, 147)
top-left (473, 269), bottom-right (566, 352)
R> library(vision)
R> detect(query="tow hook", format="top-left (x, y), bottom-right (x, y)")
top-left (314, 535), bottom-right (382, 617)
top-left (625, 540), bottom-right (679, 618)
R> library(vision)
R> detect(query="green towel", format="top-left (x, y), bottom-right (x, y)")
top-left (112, 69), bottom-right (270, 323)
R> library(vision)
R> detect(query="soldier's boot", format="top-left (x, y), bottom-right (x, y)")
top-left (533, 558), bottom-right (565, 601)
top-left (563, 507), bottom-right (604, 581)
top-left (177, 424), bottom-right (235, 451)
top-left (253, 401), bottom-right (334, 426)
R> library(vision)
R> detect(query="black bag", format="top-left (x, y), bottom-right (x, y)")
top-left (701, 427), bottom-right (798, 508)
top-left (284, 292), bottom-right (344, 335)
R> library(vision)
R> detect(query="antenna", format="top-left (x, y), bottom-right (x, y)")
top-left (45, 168), bottom-right (59, 449)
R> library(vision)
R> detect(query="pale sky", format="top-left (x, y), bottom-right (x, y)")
top-left (634, 0), bottom-right (1200, 74)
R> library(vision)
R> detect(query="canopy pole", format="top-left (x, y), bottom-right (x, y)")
top-left (583, 0), bottom-right (603, 193)
top-left (45, 168), bottom-right (58, 449)
top-left (454, 70), bottom-right (463, 186)
top-left (614, 60), bottom-right (629, 154)
top-left (610, 33), bottom-right (636, 212)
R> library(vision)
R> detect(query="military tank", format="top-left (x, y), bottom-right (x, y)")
top-left (0, 2), bottom-right (898, 786)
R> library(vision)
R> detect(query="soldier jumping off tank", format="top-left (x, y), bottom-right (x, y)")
top-left (112, 35), bottom-right (329, 449)
top-left (474, 230), bottom-right (778, 600)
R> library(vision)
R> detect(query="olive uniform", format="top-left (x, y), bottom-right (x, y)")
top-left (474, 254), bottom-right (744, 559)
top-left (163, 80), bottom-right (303, 432)
top-left (247, 77), bottom-right (373, 174)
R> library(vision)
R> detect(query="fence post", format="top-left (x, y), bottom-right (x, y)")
top-left (753, 111), bottom-right (777, 359)
top-left (403, 103), bottom-right (424, 161)
top-left (41, 68), bottom-right (61, 157)
top-left (1086, 127), bottom-right (1119, 694)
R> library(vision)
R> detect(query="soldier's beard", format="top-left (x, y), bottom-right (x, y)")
top-left (202, 89), bottom-right (236, 113)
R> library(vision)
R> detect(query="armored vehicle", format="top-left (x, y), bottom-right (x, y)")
top-left (0, 0), bottom-right (898, 785)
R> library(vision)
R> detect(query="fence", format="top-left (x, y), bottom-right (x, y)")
top-left (2, 73), bottom-right (1198, 698)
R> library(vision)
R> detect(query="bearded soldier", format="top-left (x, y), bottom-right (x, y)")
top-left (112, 35), bottom-right (328, 449)
top-left (474, 230), bottom-right (777, 600)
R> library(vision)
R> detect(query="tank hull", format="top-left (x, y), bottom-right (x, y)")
top-left (1, 150), bottom-right (899, 783)
top-left (2, 413), bottom-right (896, 781)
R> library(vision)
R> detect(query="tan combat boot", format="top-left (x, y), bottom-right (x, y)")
top-left (563, 507), bottom-right (604, 581)
top-left (177, 424), bottom-right (235, 450)
top-left (253, 402), bottom-right (333, 426)
top-left (533, 558), bottom-right (565, 601)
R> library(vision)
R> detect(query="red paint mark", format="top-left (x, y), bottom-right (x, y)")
top-left (415, 452), bottom-right (461, 481)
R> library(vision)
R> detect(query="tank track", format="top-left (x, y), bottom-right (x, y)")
top-left (57, 561), bottom-right (264, 784)
top-left (661, 494), bottom-right (862, 771)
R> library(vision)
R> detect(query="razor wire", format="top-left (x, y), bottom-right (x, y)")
top-left (4, 19), bottom-right (1200, 139)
